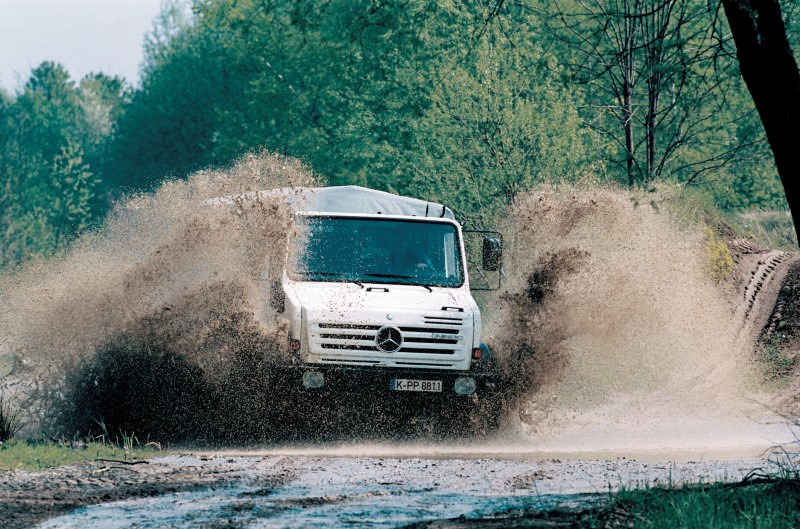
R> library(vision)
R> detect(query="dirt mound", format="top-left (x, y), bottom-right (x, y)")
top-left (751, 257), bottom-right (800, 418)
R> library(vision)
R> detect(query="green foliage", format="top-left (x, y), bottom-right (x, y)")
top-left (49, 142), bottom-right (97, 245)
top-left (0, 439), bottom-right (166, 470)
top-left (105, 0), bottom-right (595, 227)
top-left (108, 11), bottom-right (220, 191)
top-left (604, 480), bottom-right (800, 529)
top-left (730, 210), bottom-right (798, 251)
top-left (704, 226), bottom-right (733, 284)
top-left (403, 10), bottom-right (594, 227)
top-left (755, 337), bottom-right (796, 383)
top-left (0, 393), bottom-right (23, 442)
top-left (78, 73), bottom-right (129, 205)
top-left (0, 63), bottom-right (121, 268)
top-left (101, 0), bottom-right (788, 225)
top-left (529, 0), bottom-right (788, 214)
top-left (699, 113), bottom-right (790, 212)
top-left (1, 0), bottom-right (793, 269)
top-left (785, 1), bottom-right (800, 63)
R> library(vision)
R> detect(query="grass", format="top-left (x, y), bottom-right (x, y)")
top-left (497, 477), bottom-right (800, 529)
top-left (0, 401), bottom-right (171, 470)
top-left (755, 339), bottom-right (797, 384)
top-left (600, 478), bottom-right (800, 529)
top-left (730, 210), bottom-right (798, 252)
top-left (0, 392), bottom-right (23, 442)
top-left (0, 439), bottom-right (170, 470)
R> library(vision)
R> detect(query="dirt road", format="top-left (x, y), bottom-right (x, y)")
top-left (3, 441), bottom-right (798, 529)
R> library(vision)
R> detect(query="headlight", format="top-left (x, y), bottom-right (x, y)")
top-left (302, 371), bottom-right (325, 389)
top-left (454, 377), bottom-right (476, 395)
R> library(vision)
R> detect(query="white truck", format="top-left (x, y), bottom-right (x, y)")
top-left (218, 186), bottom-right (502, 404)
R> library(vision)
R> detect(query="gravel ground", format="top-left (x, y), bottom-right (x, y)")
top-left (2, 447), bottom-right (796, 529)
top-left (0, 455), bottom-right (286, 529)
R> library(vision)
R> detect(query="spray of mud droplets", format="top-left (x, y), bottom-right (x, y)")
top-left (0, 153), bottom-right (318, 441)
top-left (488, 186), bottom-right (787, 455)
top-left (1, 169), bottom-right (793, 450)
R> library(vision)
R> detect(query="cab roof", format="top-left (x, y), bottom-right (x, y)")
top-left (205, 185), bottom-right (456, 220)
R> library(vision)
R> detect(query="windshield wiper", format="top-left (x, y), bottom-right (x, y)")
top-left (363, 273), bottom-right (414, 280)
top-left (298, 271), bottom-right (363, 288)
top-left (363, 273), bottom-right (432, 292)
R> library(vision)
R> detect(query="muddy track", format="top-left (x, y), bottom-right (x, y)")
top-left (730, 238), bottom-right (798, 347)
top-left (4, 452), bottom-right (796, 529)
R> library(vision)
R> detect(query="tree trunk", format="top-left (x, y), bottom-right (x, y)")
top-left (624, 83), bottom-right (636, 187)
top-left (721, 0), bottom-right (800, 243)
top-left (622, 3), bottom-right (637, 188)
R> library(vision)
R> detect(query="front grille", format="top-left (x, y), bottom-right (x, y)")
top-left (312, 316), bottom-right (466, 356)
top-left (424, 315), bottom-right (463, 326)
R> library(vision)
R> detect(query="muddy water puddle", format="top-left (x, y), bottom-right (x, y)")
top-left (35, 452), bottom-right (791, 529)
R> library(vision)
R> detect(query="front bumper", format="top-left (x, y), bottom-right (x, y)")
top-left (278, 365), bottom-right (500, 398)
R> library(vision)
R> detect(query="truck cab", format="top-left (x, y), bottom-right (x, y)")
top-left (280, 186), bottom-right (499, 400)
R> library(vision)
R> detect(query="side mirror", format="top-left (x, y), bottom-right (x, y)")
top-left (482, 237), bottom-right (503, 271)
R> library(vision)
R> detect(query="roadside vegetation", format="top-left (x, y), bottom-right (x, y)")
top-left (730, 210), bottom-right (799, 252)
top-left (407, 470), bottom-right (800, 528)
top-left (0, 393), bottom-right (22, 443)
top-left (604, 478), bottom-right (800, 529)
top-left (585, 478), bottom-right (800, 529)
top-left (0, 440), bottom-right (167, 471)
top-left (0, 392), bottom-right (168, 470)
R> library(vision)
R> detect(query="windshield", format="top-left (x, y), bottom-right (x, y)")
top-left (289, 216), bottom-right (464, 288)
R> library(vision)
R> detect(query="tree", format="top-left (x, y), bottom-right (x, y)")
top-left (107, 0), bottom-right (593, 223)
top-left (403, 3), bottom-right (591, 227)
top-left (537, 0), bottom-right (766, 191)
top-left (77, 73), bottom-right (130, 214)
top-left (0, 62), bottom-right (103, 267)
top-left (49, 141), bottom-right (96, 248)
top-left (107, 11), bottom-right (221, 192)
top-left (721, 0), bottom-right (800, 240)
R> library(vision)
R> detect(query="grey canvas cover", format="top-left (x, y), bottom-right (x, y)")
top-left (206, 185), bottom-right (456, 220)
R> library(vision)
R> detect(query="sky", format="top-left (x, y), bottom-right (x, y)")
top-left (0, 0), bottom-right (164, 92)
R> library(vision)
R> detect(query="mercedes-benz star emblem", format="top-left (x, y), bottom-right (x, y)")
top-left (376, 326), bottom-right (402, 353)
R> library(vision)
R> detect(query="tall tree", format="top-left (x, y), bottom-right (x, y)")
top-left (49, 141), bottom-right (96, 248)
top-left (721, 0), bottom-right (800, 239)
top-left (108, 12), bottom-right (220, 192)
top-left (107, 0), bottom-right (592, 225)
top-left (0, 62), bottom-right (102, 267)
top-left (538, 0), bottom-right (764, 190)
top-left (404, 2), bottom-right (590, 227)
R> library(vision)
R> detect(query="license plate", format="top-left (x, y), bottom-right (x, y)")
top-left (391, 379), bottom-right (442, 392)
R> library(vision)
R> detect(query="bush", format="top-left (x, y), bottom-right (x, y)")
top-left (0, 393), bottom-right (23, 442)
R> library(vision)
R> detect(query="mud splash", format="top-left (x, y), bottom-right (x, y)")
top-left (0, 153), bottom-right (316, 440)
top-left (487, 186), bottom-right (785, 452)
top-left (0, 153), bottom-right (491, 442)
top-left (0, 167), bottom-right (791, 448)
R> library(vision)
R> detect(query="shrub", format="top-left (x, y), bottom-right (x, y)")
top-left (0, 393), bottom-right (23, 442)
top-left (705, 226), bottom-right (733, 283)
